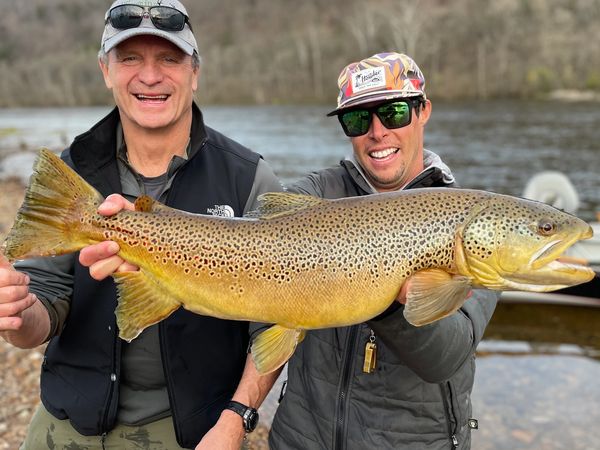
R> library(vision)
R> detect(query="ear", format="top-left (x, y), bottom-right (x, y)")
top-left (192, 65), bottom-right (200, 92)
top-left (98, 58), bottom-right (113, 90)
top-left (418, 99), bottom-right (432, 126)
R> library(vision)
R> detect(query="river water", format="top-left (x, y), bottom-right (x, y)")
top-left (0, 100), bottom-right (599, 220)
top-left (0, 101), bottom-right (599, 449)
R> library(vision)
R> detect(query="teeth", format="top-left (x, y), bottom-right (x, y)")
top-left (136, 94), bottom-right (168, 100)
top-left (370, 148), bottom-right (397, 159)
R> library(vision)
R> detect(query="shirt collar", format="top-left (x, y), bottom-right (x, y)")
top-left (344, 148), bottom-right (455, 193)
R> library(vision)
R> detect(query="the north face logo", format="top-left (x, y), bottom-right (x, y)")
top-left (207, 204), bottom-right (235, 218)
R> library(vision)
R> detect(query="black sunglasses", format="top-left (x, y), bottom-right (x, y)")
top-left (337, 98), bottom-right (424, 137)
top-left (107, 4), bottom-right (192, 32)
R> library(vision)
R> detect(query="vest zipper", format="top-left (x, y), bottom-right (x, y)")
top-left (154, 137), bottom-right (209, 447)
top-left (160, 320), bottom-right (182, 442)
top-left (333, 325), bottom-right (359, 450)
top-left (100, 324), bottom-right (120, 435)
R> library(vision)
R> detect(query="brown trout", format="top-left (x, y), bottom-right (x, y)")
top-left (3, 149), bottom-right (595, 373)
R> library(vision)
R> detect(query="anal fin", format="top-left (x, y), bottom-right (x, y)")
top-left (251, 325), bottom-right (306, 374)
top-left (113, 270), bottom-right (180, 342)
top-left (403, 269), bottom-right (472, 327)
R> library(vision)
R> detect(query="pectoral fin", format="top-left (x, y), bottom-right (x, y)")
top-left (403, 269), bottom-right (472, 326)
top-left (251, 325), bottom-right (306, 374)
top-left (113, 270), bottom-right (180, 342)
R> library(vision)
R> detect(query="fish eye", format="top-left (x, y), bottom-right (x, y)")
top-left (538, 220), bottom-right (556, 236)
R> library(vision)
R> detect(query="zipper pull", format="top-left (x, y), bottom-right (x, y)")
top-left (451, 434), bottom-right (458, 448)
top-left (363, 329), bottom-right (377, 373)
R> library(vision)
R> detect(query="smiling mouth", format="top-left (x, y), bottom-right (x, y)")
top-left (369, 148), bottom-right (399, 160)
top-left (134, 94), bottom-right (170, 102)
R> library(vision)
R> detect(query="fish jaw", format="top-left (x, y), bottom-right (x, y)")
top-left (499, 223), bottom-right (595, 291)
top-left (456, 200), bottom-right (595, 292)
top-left (500, 259), bottom-right (595, 292)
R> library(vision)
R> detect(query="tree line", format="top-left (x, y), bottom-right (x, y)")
top-left (0, 0), bottom-right (599, 107)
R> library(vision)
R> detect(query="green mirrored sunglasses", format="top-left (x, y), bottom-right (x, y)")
top-left (338, 98), bottom-right (424, 137)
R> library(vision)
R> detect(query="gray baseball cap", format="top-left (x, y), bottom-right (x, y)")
top-left (101, 0), bottom-right (198, 56)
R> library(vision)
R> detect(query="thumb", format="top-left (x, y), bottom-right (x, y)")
top-left (98, 194), bottom-right (135, 216)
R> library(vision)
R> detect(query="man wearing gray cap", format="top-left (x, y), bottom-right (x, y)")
top-left (0, 1), bottom-right (281, 449)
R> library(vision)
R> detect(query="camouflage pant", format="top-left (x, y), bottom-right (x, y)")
top-left (20, 404), bottom-right (186, 450)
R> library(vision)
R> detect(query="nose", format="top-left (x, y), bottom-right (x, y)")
top-left (137, 60), bottom-right (163, 85)
top-left (367, 114), bottom-right (388, 140)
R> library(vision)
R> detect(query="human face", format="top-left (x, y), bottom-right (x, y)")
top-left (349, 99), bottom-right (431, 192)
top-left (99, 35), bottom-right (198, 133)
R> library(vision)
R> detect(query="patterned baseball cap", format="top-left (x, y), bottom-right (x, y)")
top-left (101, 0), bottom-right (198, 56)
top-left (327, 52), bottom-right (426, 116)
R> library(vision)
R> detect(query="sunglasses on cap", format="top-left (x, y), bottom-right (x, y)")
top-left (337, 98), bottom-right (425, 137)
top-left (106, 4), bottom-right (193, 32)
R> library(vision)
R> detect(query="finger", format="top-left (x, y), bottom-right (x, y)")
top-left (0, 284), bottom-right (30, 304)
top-left (0, 315), bottom-right (24, 331)
top-left (89, 255), bottom-right (127, 281)
top-left (98, 194), bottom-right (135, 216)
top-left (396, 280), bottom-right (410, 304)
top-left (117, 262), bottom-right (139, 273)
top-left (0, 294), bottom-right (36, 317)
top-left (79, 241), bottom-right (120, 267)
top-left (0, 266), bottom-right (30, 288)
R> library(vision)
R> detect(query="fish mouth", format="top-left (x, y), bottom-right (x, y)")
top-left (505, 225), bottom-right (595, 291)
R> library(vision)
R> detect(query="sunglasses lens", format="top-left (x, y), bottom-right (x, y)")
top-left (109, 6), bottom-right (187, 32)
top-left (150, 7), bottom-right (186, 31)
top-left (340, 110), bottom-right (371, 137)
top-left (377, 102), bottom-right (411, 129)
top-left (109, 5), bottom-right (144, 29)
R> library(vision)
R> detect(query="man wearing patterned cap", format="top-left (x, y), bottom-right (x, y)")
top-left (0, 1), bottom-right (281, 448)
top-left (261, 52), bottom-right (499, 449)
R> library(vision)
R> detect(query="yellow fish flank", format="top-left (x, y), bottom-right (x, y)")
top-left (3, 149), bottom-right (595, 373)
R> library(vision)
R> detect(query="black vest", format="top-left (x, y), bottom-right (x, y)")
top-left (40, 105), bottom-right (260, 448)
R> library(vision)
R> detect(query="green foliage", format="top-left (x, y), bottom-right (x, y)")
top-left (526, 67), bottom-right (556, 94)
top-left (585, 72), bottom-right (600, 91)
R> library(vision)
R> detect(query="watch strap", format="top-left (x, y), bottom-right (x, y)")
top-left (226, 400), bottom-right (258, 433)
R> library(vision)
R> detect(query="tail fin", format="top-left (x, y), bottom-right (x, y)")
top-left (2, 148), bottom-right (104, 261)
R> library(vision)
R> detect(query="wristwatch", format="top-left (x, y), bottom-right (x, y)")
top-left (225, 400), bottom-right (259, 433)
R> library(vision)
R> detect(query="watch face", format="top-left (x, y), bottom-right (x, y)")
top-left (244, 409), bottom-right (259, 432)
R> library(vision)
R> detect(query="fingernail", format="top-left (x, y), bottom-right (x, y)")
top-left (108, 242), bottom-right (120, 253)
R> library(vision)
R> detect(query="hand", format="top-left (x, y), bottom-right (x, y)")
top-left (0, 255), bottom-right (37, 333)
top-left (396, 280), bottom-right (410, 304)
top-left (78, 194), bottom-right (138, 280)
top-left (194, 410), bottom-right (246, 450)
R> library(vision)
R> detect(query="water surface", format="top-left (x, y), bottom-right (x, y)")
top-left (0, 101), bottom-right (598, 219)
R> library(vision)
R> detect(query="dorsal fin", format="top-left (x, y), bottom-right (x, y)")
top-left (134, 195), bottom-right (175, 214)
top-left (245, 192), bottom-right (326, 219)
